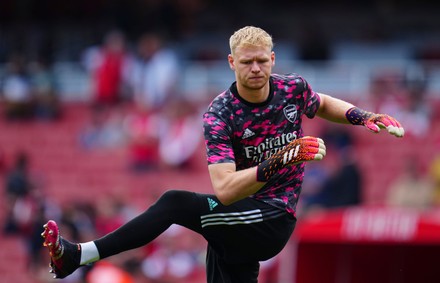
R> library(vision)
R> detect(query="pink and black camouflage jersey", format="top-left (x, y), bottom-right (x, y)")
top-left (203, 73), bottom-right (320, 217)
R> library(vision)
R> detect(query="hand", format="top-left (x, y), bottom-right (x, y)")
top-left (363, 113), bottom-right (405, 137)
top-left (281, 136), bottom-right (326, 165)
top-left (257, 136), bottom-right (326, 182)
top-left (346, 107), bottom-right (405, 137)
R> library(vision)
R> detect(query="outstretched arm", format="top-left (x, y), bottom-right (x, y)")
top-left (316, 93), bottom-right (404, 137)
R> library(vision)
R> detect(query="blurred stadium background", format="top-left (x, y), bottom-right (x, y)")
top-left (1, 0), bottom-right (440, 282)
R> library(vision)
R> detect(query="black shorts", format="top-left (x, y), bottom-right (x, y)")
top-left (98, 190), bottom-right (297, 283)
top-left (187, 193), bottom-right (297, 283)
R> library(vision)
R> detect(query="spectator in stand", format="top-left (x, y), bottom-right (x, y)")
top-left (82, 30), bottom-right (131, 107)
top-left (396, 76), bottom-right (431, 138)
top-left (1, 152), bottom-right (49, 277)
top-left (78, 106), bottom-right (126, 150)
top-left (4, 151), bottom-right (34, 214)
top-left (158, 98), bottom-right (202, 170)
top-left (430, 154), bottom-right (440, 207)
top-left (319, 127), bottom-right (362, 208)
top-left (126, 32), bottom-right (179, 111)
top-left (366, 71), bottom-right (431, 138)
top-left (301, 126), bottom-right (362, 213)
top-left (0, 53), bottom-right (34, 121)
top-left (95, 195), bottom-right (127, 237)
top-left (141, 225), bottom-right (205, 282)
top-left (28, 57), bottom-right (61, 120)
top-left (122, 103), bottom-right (161, 172)
top-left (29, 57), bottom-right (61, 120)
top-left (24, 198), bottom-right (47, 274)
top-left (386, 158), bottom-right (434, 210)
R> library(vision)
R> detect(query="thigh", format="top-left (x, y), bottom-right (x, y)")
top-left (206, 245), bottom-right (259, 283)
top-left (171, 192), bottom-right (296, 262)
top-left (198, 196), bottom-right (296, 263)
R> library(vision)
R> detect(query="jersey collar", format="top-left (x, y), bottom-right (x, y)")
top-left (230, 77), bottom-right (274, 107)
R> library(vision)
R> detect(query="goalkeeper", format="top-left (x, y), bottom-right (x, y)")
top-left (42, 26), bottom-right (404, 283)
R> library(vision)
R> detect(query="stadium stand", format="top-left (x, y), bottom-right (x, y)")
top-left (0, 1), bottom-right (439, 282)
top-left (0, 102), bottom-right (211, 283)
top-left (0, 96), bottom-right (438, 283)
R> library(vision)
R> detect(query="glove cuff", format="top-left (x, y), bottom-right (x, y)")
top-left (256, 159), bottom-right (270, 182)
top-left (256, 145), bottom-right (291, 182)
top-left (345, 107), bottom-right (374, 125)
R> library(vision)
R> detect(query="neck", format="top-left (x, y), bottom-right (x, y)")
top-left (236, 83), bottom-right (270, 103)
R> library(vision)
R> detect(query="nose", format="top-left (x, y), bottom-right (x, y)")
top-left (251, 61), bottom-right (260, 73)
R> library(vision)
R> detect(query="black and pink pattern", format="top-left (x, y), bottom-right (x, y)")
top-left (345, 107), bottom-right (373, 125)
top-left (203, 73), bottom-right (320, 217)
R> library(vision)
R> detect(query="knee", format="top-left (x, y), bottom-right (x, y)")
top-left (158, 189), bottom-right (193, 207)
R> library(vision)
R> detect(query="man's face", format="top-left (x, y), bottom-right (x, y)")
top-left (228, 45), bottom-right (275, 92)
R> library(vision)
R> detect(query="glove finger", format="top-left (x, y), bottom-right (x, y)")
top-left (285, 136), bottom-right (326, 164)
top-left (302, 152), bottom-right (323, 162)
top-left (303, 146), bottom-right (319, 154)
top-left (364, 121), bottom-right (380, 133)
top-left (302, 144), bottom-right (326, 160)
top-left (380, 116), bottom-right (405, 137)
top-left (303, 140), bottom-right (320, 148)
top-left (289, 152), bottom-right (312, 164)
top-left (303, 137), bottom-right (326, 148)
top-left (301, 136), bottom-right (319, 143)
top-left (294, 137), bottom-right (320, 149)
top-left (389, 117), bottom-right (405, 137)
top-left (387, 115), bottom-right (400, 127)
top-left (317, 138), bottom-right (326, 151)
top-left (381, 115), bottom-right (399, 128)
top-left (313, 147), bottom-right (326, 160)
top-left (298, 139), bottom-right (325, 154)
top-left (387, 125), bottom-right (405, 137)
top-left (319, 146), bottom-right (326, 157)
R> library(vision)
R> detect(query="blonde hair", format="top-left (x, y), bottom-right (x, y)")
top-left (229, 26), bottom-right (273, 55)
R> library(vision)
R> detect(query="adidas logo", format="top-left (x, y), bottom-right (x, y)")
top-left (242, 128), bottom-right (255, 139)
top-left (207, 198), bottom-right (218, 211)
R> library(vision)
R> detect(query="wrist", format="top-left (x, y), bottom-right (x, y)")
top-left (345, 107), bottom-right (374, 125)
top-left (256, 159), bottom-right (272, 182)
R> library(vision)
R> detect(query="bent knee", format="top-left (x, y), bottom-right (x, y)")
top-left (158, 189), bottom-right (196, 207)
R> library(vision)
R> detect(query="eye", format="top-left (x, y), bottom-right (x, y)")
top-left (258, 59), bottom-right (270, 64)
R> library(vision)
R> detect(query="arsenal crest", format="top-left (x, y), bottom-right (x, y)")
top-left (283, 104), bottom-right (297, 123)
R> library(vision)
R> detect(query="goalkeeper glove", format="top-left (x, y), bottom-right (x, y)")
top-left (345, 107), bottom-right (404, 137)
top-left (257, 136), bottom-right (326, 182)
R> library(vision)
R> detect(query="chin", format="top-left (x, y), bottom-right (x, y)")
top-left (248, 81), bottom-right (268, 90)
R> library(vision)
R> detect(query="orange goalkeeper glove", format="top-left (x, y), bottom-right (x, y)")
top-left (256, 136), bottom-right (326, 182)
top-left (345, 107), bottom-right (405, 137)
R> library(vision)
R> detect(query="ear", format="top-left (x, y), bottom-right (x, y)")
top-left (271, 51), bottom-right (275, 66)
top-left (228, 54), bottom-right (235, 71)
